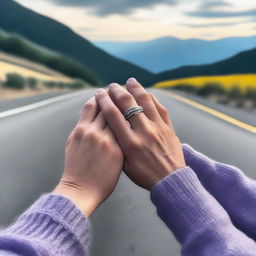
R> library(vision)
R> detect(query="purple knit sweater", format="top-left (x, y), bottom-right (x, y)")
top-left (1, 144), bottom-right (256, 255)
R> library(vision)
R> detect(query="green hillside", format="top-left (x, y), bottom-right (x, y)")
top-left (1, 0), bottom-right (256, 88)
top-left (0, 30), bottom-right (100, 85)
top-left (151, 47), bottom-right (256, 84)
top-left (0, 0), bottom-right (153, 86)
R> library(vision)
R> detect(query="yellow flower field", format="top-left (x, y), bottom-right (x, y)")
top-left (153, 74), bottom-right (256, 92)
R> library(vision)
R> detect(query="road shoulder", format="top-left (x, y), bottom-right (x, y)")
top-left (151, 89), bottom-right (256, 127)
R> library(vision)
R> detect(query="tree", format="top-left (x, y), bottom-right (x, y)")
top-left (4, 73), bottom-right (25, 90)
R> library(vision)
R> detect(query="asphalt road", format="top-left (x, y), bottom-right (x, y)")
top-left (0, 88), bottom-right (255, 256)
top-left (0, 91), bottom-right (68, 112)
top-left (169, 89), bottom-right (256, 126)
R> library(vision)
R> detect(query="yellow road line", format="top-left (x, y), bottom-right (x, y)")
top-left (155, 89), bottom-right (256, 134)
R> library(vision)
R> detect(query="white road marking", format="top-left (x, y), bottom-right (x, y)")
top-left (0, 89), bottom-right (94, 119)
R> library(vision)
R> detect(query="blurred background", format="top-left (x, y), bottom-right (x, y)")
top-left (0, 0), bottom-right (256, 110)
top-left (0, 0), bottom-right (255, 255)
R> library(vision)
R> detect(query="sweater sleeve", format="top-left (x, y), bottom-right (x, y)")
top-left (150, 166), bottom-right (256, 256)
top-left (183, 144), bottom-right (256, 240)
top-left (0, 194), bottom-right (91, 256)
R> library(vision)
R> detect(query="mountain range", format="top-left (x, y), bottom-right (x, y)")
top-left (152, 48), bottom-right (256, 84)
top-left (94, 36), bottom-right (256, 73)
top-left (0, 0), bottom-right (256, 87)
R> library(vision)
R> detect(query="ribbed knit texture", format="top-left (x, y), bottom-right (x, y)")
top-left (183, 144), bottom-right (256, 240)
top-left (1, 144), bottom-right (256, 255)
top-left (151, 166), bottom-right (256, 255)
top-left (0, 194), bottom-right (91, 256)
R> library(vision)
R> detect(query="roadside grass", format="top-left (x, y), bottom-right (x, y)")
top-left (0, 73), bottom-right (90, 100)
top-left (153, 74), bottom-right (256, 110)
top-left (0, 59), bottom-right (73, 83)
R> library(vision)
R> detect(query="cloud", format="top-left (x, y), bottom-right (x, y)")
top-left (79, 27), bottom-right (94, 32)
top-left (182, 21), bottom-right (237, 28)
top-left (50, 0), bottom-right (177, 16)
top-left (187, 9), bottom-right (256, 18)
top-left (182, 19), bottom-right (254, 28)
top-left (187, 0), bottom-right (256, 19)
top-left (199, 0), bottom-right (232, 9)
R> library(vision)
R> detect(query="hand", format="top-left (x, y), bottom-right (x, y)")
top-left (95, 78), bottom-right (185, 190)
top-left (54, 97), bottom-right (123, 216)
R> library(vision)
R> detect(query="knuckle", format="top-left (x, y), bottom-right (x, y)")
top-left (164, 125), bottom-right (175, 136)
top-left (137, 92), bottom-right (150, 102)
top-left (65, 135), bottom-right (72, 148)
top-left (143, 127), bottom-right (155, 138)
top-left (85, 129), bottom-right (98, 141)
top-left (125, 139), bottom-right (142, 153)
top-left (100, 137), bottom-right (111, 149)
top-left (161, 106), bottom-right (168, 114)
top-left (160, 106), bottom-right (168, 116)
top-left (118, 93), bottom-right (132, 103)
top-left (103, 105), bottom-right (118, 117)
top-left (73, 126), bottom-right (85, 141)
top-left (83, 100), bottom-right (95, 110)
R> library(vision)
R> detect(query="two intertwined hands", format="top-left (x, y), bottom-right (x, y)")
top-left (54, 78), bottom-right (185, 216)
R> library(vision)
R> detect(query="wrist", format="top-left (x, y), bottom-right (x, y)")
top-left (53, 182), bottom-right (98, 216)
top-left (151, 154), bottom-right (185, 188)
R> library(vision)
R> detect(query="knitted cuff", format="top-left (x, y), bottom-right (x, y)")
top-left (150, 166), bottom-right (230, 243)
top-left (5, 194), bottom-right (91, 255)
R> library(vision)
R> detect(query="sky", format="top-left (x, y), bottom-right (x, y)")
top-left (16, 0), bottom-right (256, 42)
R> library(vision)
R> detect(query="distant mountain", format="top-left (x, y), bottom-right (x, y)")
top-left (150, 47), bottom-right (256, 84)
top-left (94, 36), bottom-right (256, 73)
top-left (0, 0), bottom-right (153, 85)
top-left (1, 0), bottom-right (256, 88)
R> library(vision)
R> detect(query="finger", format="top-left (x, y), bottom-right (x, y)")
top-left (95, 89), bottom-right (135, 150)
top-left (66, 133), bottom-right (73, 148)
top-left (150, 93), bottom-right (172, 127)
top-left (104, 125), bottom-right (115, 139)
top-left (108, 83), bottom-right (148, 129)
top-left (126, 78), bottom-right (161, 122)
top-left (93, 111), bottom-right (107, 129)
top-left (78, 97), bottom-right (98, 124)
top-left (104, 126), bottom-right (122, 150)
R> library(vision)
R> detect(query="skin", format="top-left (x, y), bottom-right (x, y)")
top-left (53, 97), bottom-right (123, 216)
top-left (95, 78), bottom-right (185, 190)
top-left (53, 78), bottom-right (184, 216)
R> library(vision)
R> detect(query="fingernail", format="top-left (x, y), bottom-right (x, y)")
top-left (126, 77), bottom-right (137, 84)
top-left (96, 88), bottom-right (105, 94)
top-left (108, 83), bottom-right (119, 89)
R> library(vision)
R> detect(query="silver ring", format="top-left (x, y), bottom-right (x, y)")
top-left (124, 106), bottom-right (144, 120)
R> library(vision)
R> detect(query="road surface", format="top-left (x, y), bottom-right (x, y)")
top-left (0, 88), bottom-right (255, 256)
top-left (0, 91), bottom-right (68, 112)
top-left (168, 89), bottom-right (256, 126)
